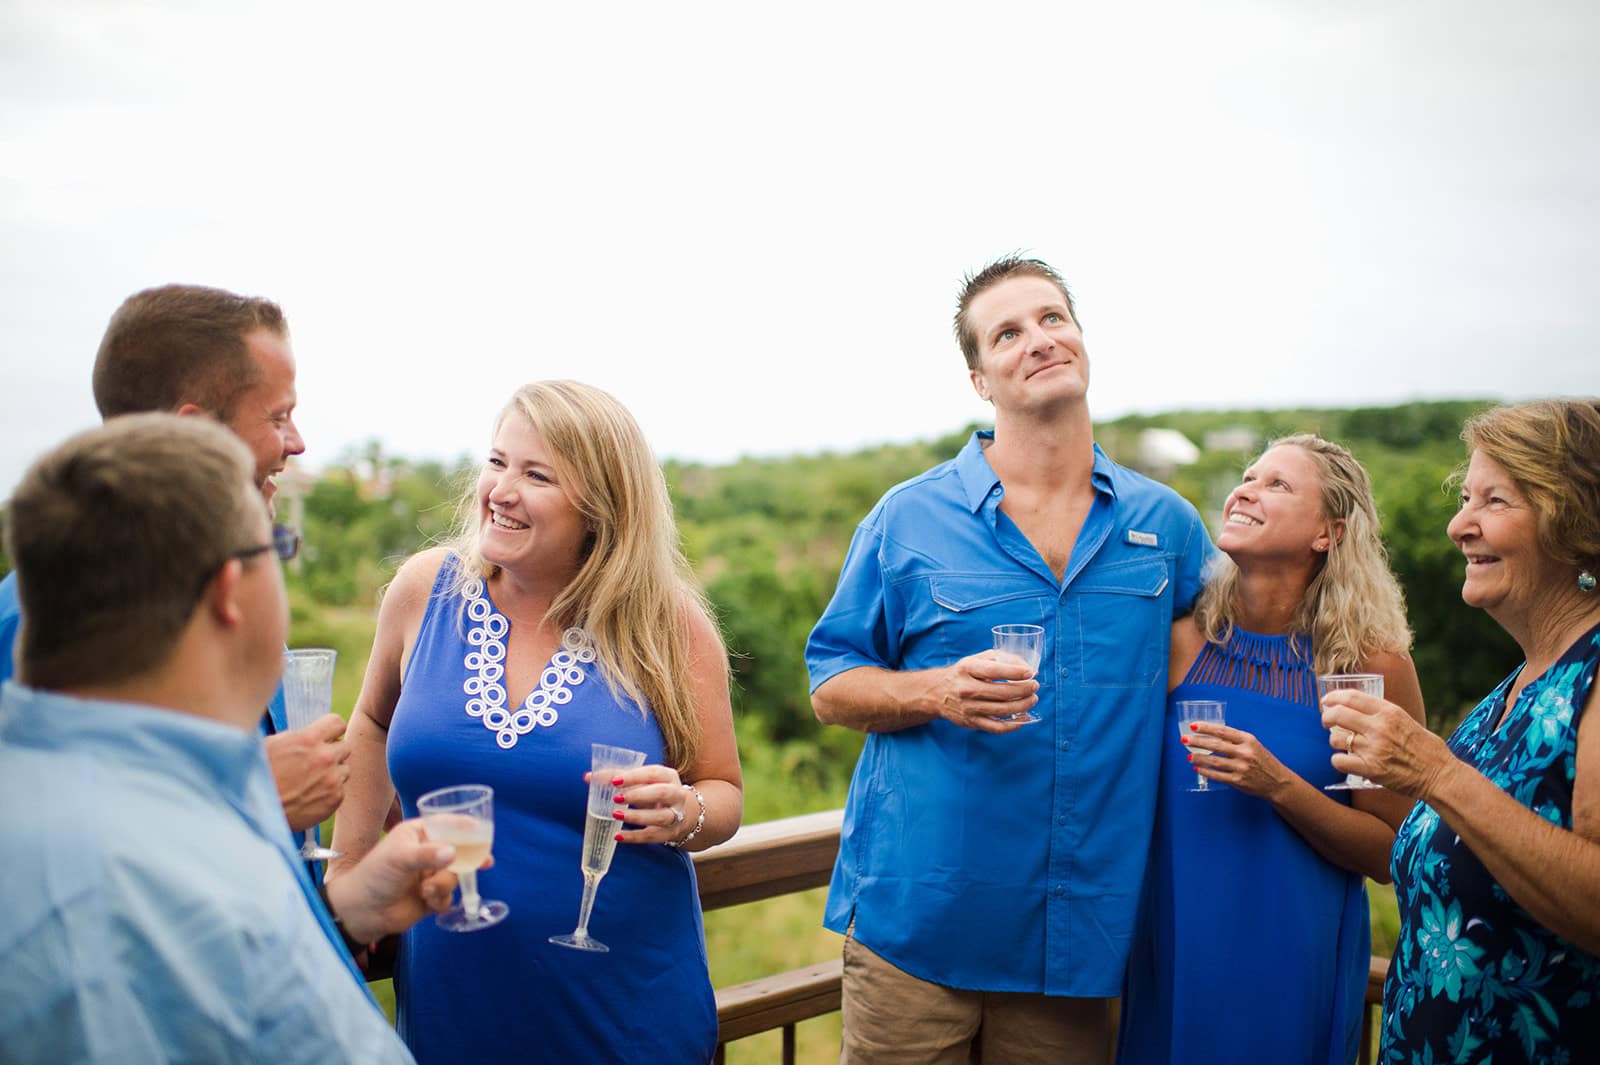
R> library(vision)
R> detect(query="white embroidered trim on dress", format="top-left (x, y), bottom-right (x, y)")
top-left (460, 577), bottom-right (596, 749)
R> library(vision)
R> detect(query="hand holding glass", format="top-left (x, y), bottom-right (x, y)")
top-left (550, 743), bottom-right (648, 952)
top-left (991, 624), bottom-right (1044, 724)
top-left (417, 784), bottom-right (507, 932)
top-left (1317, 674), bottom-right (1383, 790)
top-left (1176, 700), bottom-right (1225, 792)
top-left (281, 648), bottom-right (343, 860)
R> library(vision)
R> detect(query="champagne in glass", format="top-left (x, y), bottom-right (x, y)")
top-left (992, 624), bottom-right (1045, 724)
top-left (281, 648), bottom-right (342, 860)
top-left (550, 742), bottom-right (648, 953)
top-left (1317, 674), bottom-right (1384, 791)
top-left (417, 784), bottom-right (508, 932)
top-left (1176, 700), bottom-right (1225, 792)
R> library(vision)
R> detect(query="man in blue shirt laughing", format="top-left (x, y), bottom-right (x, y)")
top-left (807, 256), bottom-right (1216, 1064)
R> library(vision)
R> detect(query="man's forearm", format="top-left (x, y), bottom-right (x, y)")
top-left (812, 666), bottom-right (943, 733)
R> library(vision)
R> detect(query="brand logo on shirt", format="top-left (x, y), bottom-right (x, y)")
top-left (1126, 530), bottom-right (1160, 548)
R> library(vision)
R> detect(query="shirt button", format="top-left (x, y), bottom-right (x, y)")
top-left (1053, 885), bottom-right (1066, 898)
top-left (1059, 740), bottom-right (1070, 752)
top-left (1056, 815), bottom-right (1068, 826)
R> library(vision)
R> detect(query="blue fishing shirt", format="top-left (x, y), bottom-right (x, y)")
top-left (806, 432), bottom-right (1215, 996)
top-left (0, 572), bottom-right (18, 685)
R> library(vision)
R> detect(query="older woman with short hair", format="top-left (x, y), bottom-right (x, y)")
top-left (1322, 398), bottom-right (1600, 1062)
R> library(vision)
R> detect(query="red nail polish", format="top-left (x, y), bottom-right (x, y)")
top-left (612, 810), bottom-right (625, 820)
top-left (1180, 736), bottom-right (1190, 745)
top-left (1186, 754), bottom-right (1194, 762)
top-left (1189, 723), bottom-right (1198, 730)
top-left (612, 777), bottom-right (625, 786)
top-left (614, 833), bottom-right (624, 842)
top-left (613, 795), bottom-right (626, 803)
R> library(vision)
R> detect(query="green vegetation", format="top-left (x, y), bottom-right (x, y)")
top-left (0, 402), bottom-right (1521, 1063)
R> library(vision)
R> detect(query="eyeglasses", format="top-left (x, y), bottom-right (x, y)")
top-left (271, 524), bottom-right (300, 563)
top-left (228, 526), bottom-right (299, 565)
top-left (193, 525), bottom-right (301, 601)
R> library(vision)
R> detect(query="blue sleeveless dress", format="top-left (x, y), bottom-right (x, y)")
top-left (386, 557), bottom-right (718, 1064)
top-left (1118, 630), bottom-right (1370, 1065)
top-left (1382, 620), bottom-right (1600, 1063)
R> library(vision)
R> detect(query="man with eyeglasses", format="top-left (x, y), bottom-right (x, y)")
top-left (0, 414), bottom-right (449, 1062)
top-left (0, 284), bottom-right (347, 865)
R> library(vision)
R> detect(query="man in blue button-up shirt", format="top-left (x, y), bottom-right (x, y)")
top-left (0, 415), bottom-right (457, 1062)
top-left (0, 284), bottom-right (347, 869)
top-left (808, 256), bottom-right (1216, 1064)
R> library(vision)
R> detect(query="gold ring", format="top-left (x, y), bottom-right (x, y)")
top-left (1347, 730), bottom-right (1356, 754)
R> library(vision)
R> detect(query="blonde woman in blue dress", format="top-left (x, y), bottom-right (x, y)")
top-left (1119, 434), bottom-right (1426, 1065)
top-left (331, 380), bottom-right (742, 1064)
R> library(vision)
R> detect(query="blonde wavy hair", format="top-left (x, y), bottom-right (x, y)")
top-left (440, 380), bottom-right (722, 770)
top-left (1193, 434), bottom-right (1412, 674)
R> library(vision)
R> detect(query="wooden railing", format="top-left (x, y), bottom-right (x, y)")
top-left (695, 809), bottom-right (1391, 1065)
top-left (694, 809), bottom-right (844, 1064)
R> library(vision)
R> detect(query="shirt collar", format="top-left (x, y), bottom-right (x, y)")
top-left (954, 430), bottom-right (1119, 514)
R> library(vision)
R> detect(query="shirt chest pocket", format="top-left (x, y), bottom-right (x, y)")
top-left (922, 575), bottom-right (1051, 665)
top-left (1073, 559), bottom-right (1170, 689)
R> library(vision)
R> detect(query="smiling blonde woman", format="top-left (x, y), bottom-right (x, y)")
top-left (331, 380), bottom-right (742, 1065)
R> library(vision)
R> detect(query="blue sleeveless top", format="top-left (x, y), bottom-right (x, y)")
top-left (386, 556), bottom-right (717, 1064)
top-left (1119, 629), bottom-right (1370, 1065)
top-left (1382, 620), bottom-right (1600, 1063)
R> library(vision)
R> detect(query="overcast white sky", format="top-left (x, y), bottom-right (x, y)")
top-left (3, 0), bottom-right (1598, 499)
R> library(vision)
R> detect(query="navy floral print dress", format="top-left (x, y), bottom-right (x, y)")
top-left (1383, 621), bottom-right (1600, 1064)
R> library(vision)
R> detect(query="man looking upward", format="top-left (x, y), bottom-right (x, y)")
top-left (808, 256), bottom-right (1216, 1064)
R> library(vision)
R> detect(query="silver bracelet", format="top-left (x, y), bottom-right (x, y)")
top-left (665, 782), bottom-right (706, 849)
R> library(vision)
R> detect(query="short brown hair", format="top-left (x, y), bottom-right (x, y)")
top-left (92, 285), bottom-right (287, 421)
top-left (1461, 398), bottom-right (1600, 573)
top-left (953, 255), bottom-right (1079, 370)
top-left (5, 413), bottom-right (263, 690)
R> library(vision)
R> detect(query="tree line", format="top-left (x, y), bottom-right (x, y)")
top-left (0, 401), bottom-right (1517, 800)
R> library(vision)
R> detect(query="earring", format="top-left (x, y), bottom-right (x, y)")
top-left (1580, 570), bottom-right (1597, 592)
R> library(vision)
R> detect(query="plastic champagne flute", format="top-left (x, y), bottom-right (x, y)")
top-left (549, 743), bottom-right (648, 952)
top-left (1176, 700), bottom-right (1225, 792)
top-left (417, 784), bottom-right (508, 932)
top-left (1317, 673), bottom-right (1384, 791)
top-left (281, 648), bottom-right (343, 860)
top-left (992, 624), bottom-right (1044, 724)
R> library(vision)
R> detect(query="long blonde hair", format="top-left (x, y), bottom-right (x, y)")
top-left (440, 380), bottom-right (721, 770)
top-left (1193, 434), bottom-right (1411, 674)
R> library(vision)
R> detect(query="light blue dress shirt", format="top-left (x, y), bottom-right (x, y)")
top-left (0, 681), bottom-right (412, 1064)
top-left (0, 572), bottom-right (319, 875)
top-left (806, 432), bottom-right (1216, 997)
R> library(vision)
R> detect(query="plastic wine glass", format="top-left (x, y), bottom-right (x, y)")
top-left (281, 648), bottom-right (343, 860)
top-left (1176, 700), bottom-right (1226, 792)
top-left (550, 743), bottom-right (648, 952)
top-left (417, 784), bottom-right (508, 932)
top-left (992, 624), bottom-right (1044, 724)
top-left (1317, 674), bottom-right (1384, 791)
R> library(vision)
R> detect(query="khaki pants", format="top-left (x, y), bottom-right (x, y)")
top-left (839, 933), bottom-right (1111, 1065)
